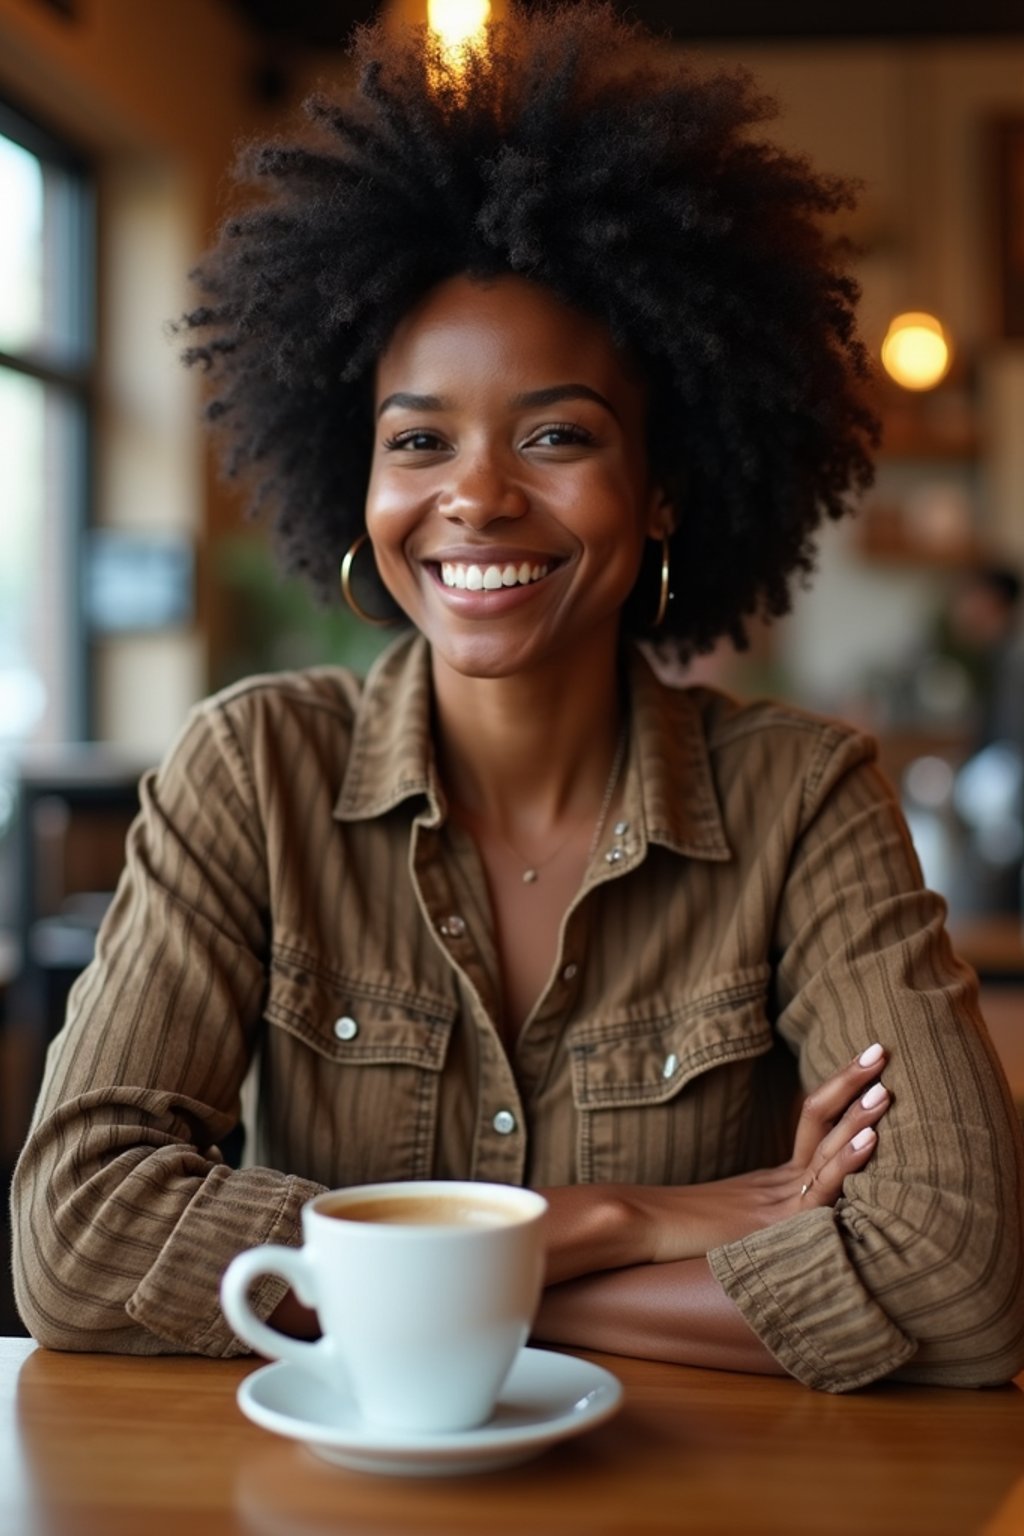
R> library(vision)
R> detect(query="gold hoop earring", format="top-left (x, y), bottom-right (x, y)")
top-left (652, 532), bottom-right (672, 630)
top-left (340, 533), bottom-right (397, 628)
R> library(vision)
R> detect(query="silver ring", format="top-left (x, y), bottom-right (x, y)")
top-left (799, 1174), bottom-right (815, 1197)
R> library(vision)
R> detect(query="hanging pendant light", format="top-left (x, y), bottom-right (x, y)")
top-left (427, 0), bottom-right (492, 67)
top-left (880, 311), bottom-right (953, 392)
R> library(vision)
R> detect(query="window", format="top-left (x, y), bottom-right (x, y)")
top-left (0, 100), bottom-right (94, 767)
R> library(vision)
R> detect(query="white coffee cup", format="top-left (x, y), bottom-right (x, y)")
top-left (220, 1180), bottom-right (548, 1434)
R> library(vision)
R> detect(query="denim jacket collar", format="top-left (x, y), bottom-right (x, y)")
top-left (334, 631), bottom-right (730, 861)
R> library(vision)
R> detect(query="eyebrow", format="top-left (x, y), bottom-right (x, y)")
top-left (376, 391), bottom-right (449, 419)
top-left (376, 383), bottom-right (619, 421)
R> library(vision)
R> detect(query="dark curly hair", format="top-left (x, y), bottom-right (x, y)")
top-left (179, 0), bottom-right (878, 654)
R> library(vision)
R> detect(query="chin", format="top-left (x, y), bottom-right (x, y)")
top-left (430, 635), bottom-right (541, 681)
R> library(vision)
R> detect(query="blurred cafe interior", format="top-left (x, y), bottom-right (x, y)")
top-left (1, 0), bottom-right (1024, 1337)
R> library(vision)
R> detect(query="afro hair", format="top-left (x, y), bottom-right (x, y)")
top-left (178, 0), bottom-right (878, 653)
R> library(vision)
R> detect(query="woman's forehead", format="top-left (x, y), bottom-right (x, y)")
top-left (374, 272), bottom-right (647, 406)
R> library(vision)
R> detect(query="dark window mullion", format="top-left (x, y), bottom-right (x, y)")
top-left (0, 346), bottom-right (92, 395)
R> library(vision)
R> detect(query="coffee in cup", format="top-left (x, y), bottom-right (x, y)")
top-left (220, 1180), bottom-right (548, 1434)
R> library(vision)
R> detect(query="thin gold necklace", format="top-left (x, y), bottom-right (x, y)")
top-left (456, 725), bottom-right (628, 886)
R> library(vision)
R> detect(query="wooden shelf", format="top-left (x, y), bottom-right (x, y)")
top-left (853, 506), bottom-right (987, 569)
top-left (870, 378), bottom-right (980, 463)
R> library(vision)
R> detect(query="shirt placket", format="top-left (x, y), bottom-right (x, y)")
top-left (408, 814), bottom-right (529, 1184)
top-left (514, 810), bottom-right (647, 1101)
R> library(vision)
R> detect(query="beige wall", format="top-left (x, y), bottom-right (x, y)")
top-left (685, 39), bottom-right (1024, 707)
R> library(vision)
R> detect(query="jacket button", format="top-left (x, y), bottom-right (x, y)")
top-left (492, 1109), bottom-right (517, 1135)
top-left (662, 1052), bottom-right (679, 1079)
top-left (439, 914), bottom-right (467, 938)
top-left (333, 1016), bottom-right (359, 1041)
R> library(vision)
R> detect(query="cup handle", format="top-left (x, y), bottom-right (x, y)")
top-left (220, 1244), bottom-right (339, 1382)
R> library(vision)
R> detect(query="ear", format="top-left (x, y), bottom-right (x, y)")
top-left (645, 484), bottom-right (677, 540)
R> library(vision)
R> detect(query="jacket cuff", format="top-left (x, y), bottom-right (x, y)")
top-left (708, 1206), bottom-right (917, 1391)
top-left (126, 1166), bottom-right (323, 1356)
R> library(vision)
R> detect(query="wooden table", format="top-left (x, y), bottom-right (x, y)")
top-left (978, 987), bottom-right (1024, 1113)
top-left (2, 1339), bottom-right (1022, 1536)
top-left (951, 916), bottom-right (1024, 983)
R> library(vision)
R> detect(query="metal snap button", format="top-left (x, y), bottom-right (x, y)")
top-left (333, 1016), bottom-right (359, 1041)
top-left (662, 1052), bottom-right (679, 1079)
top-left (492, 1109), bottom-right (517, 1135)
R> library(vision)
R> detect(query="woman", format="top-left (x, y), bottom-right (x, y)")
top-left (12, 3), bottom-right (1024, 1390)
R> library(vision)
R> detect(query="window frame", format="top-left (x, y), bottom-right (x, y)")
top-left (0, 94), bottom-right (96, 739)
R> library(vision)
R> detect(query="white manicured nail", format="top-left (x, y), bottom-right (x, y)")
top-left (851, 1127), bottom-right (876, 1150)
top-left (858, 1043), bottom-right (884, 1068)
top-left (861, 1083), bottom-right (888, 1109)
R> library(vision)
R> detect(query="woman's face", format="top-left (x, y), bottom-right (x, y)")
top-left (365, 272), bottom-right (668, 680)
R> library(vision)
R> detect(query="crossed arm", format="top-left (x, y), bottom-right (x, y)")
top-left (532, 1045), bottom-right (888, 1371)
top-left (272, 1045), bottom-right (892, 1375)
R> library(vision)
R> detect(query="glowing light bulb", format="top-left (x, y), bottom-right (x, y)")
top-left (428, 0), bottom-right (491, 62)
top-left (880, 312), bottom-right (952, 392)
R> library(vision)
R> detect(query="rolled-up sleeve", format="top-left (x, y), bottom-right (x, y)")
top-left (10, 699), bottom-right (323, 1356)
top-left (709, 732), bottom-right (1024, 1391)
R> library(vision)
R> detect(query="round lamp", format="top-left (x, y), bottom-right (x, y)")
top-left (880, 312), bottom-right (952, 391)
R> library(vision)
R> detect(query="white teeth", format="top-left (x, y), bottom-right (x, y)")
top-left (439, 560), bottom-right (551, 591)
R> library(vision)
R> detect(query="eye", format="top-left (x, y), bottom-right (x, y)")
top-left (526, 422), bottom-right (596, 449)
top-left (381, 429), bottom-right (448, 452)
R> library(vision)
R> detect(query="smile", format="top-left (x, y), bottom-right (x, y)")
top-left (439, 561), bottom-right (551, 591)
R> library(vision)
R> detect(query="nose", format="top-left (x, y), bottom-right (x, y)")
top-left (437, 453), bottom-right (529, 528)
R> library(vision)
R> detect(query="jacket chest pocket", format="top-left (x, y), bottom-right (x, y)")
top-left (261, 953), bottom-right (456, 1187)
top-left (568, 971), bottom-right (774, 1185)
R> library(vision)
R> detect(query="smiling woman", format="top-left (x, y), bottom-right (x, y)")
top-left (10, 1), bottom-right (1024, 1393)
top-left (366, 274), bottom-right (665, 685)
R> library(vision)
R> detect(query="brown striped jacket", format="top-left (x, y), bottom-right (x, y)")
top-left (11, 634), bottom-right (1024, 1388)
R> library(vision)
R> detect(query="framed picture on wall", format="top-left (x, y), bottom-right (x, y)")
top-left (995, 119), bottom-right (1024, 339)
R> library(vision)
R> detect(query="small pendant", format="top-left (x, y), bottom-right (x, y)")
top-left (522, 868), bottom-right (538, 884)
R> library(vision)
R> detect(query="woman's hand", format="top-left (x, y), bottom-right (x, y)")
top-left (539, 1042), bottom-right (891, 1284)
top-left (641, 1040), bottom-right (892, 1262)
top-left (786, 1039), bottom-right (890, 1210)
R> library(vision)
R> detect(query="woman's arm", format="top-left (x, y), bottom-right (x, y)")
top-left (535, 735), bottom-right (1024, 1391)
top-left (268, 1047), bottom-right (893, 1355)
top-left (10, 699), bottom-right (321, 1356)
top-left (732, 740), bottom-right (1024, 1390)
top-left (534, 1258), bottom-right (786, 1374)
top-left (538, 1044), bottom-right (890, 1287)
top-left (266, 1049), bottom-right (891, 1355)
top-left (526, 1047), bottom-right (889, 1373)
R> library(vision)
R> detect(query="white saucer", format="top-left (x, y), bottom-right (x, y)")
top-left (237, 1347), bottom-right (623, 1476)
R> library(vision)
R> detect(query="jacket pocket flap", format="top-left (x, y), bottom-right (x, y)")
top-left (569, 969), bottom-right (773, 1111)
top-left (266, 952), bottom-right (455, 1070)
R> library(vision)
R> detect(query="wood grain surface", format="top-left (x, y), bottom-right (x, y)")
top-left (2, 1338), bottom-right (1022, 1536)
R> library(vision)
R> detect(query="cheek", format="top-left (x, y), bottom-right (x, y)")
top-left (572, 473), bottom-right (650, 566)
top-left (364, 476), bottom-right (419, 558)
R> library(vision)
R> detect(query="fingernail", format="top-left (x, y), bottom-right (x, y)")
top-left (861, 1083), bottom-right (888, 1109)
top-left (851, 1127), bottom-right (876, 1150)
top-left (858, 1043), bottom-right (884, 1068)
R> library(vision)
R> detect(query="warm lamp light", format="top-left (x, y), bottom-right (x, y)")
top-left (880, 312), bottom-right (952, 392)
top-left (427, 0), bottom-right (491, 62)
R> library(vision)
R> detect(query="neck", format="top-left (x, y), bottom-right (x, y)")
top-left (431, 632), bottom-right (625, 838)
